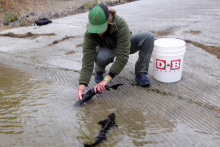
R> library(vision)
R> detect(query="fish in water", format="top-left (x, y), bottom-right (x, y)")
top-left (83, 113), bottom-right (118, 147)
top-left (74, 84), bottom-right (123, 107)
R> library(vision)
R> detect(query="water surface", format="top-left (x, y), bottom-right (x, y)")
top-left (0, 64), bottom-right (219, 147)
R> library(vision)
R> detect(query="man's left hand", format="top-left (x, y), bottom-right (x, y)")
top-left (94, 80), bottom-right (108, 93)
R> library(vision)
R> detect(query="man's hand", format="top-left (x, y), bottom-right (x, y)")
top-left (94, 75), bottom-right (112, 93)
top-left (94, 80), bottom-right (108, 93)
top-left (77, 85), bottom-right (86, 101)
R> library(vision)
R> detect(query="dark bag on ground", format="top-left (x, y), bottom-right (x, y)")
top-left (35, 18), bottom-right (52, 26)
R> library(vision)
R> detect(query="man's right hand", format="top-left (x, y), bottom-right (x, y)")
top-left (77, 85), bottom-right (86, 101)
top-left (77, 89), bottom-right (84, 101)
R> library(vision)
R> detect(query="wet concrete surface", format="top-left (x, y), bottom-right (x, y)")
top-left (0, 0), bottom-right (220, 146)
top-left (0, 64), bottom-right (219, 146)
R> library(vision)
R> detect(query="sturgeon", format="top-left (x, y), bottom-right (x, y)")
top-left (74, 84), bottom-right (123, 107)
top-left (83, 113), bottom-right (117, 147)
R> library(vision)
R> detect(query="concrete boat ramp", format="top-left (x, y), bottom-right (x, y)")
top-left (0, 0), bottom-right (219, 146)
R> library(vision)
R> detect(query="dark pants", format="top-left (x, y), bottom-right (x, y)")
top-left (95, 32), bottom-right (154, 75)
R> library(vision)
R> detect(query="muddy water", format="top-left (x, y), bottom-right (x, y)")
top-left (0, 64), bottom-right (219, 146)
top-left (0, 64), bottom-right (174, 146)
top-left (0, 64), bottom-right (80, 146)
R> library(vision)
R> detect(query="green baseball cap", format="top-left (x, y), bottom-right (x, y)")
top-left (88, 3), bottom-right (110, 33)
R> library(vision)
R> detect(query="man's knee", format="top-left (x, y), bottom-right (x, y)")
top-left (135, 32), bottom-right (154, 47)
top-left (143, 32), bottom-right (154, 45)
top-left (96, 47), bottom-right (115, 67)
top-left (148, 31), bottom-right (154, 40)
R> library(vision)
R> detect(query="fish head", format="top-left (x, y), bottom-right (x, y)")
top-left (74, 94), bottom-right (90, 107)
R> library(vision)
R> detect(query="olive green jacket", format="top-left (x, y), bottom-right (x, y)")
top-left (79, 15), bottom-right (131, 85)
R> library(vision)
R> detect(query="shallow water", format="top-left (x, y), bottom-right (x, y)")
top-left (0, 64), bottom-right (219, 147)
top-left (0, 64), bottom-right (79, 146)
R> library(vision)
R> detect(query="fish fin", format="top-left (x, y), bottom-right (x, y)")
top-left (98, 120), bottom-right (107, 126)
top-left (111, 120), bottom-right (118, 128)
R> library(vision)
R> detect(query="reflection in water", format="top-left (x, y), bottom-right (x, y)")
top-left (75, 81), bottom-right (219, 147)
top-left (0, 65), bottom-right (29, 135)
top-left (74, 83), bottom-right (177, 147)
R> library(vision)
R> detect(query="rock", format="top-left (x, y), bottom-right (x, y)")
top-left (119, 0), bottom-right (125, 4)
top-left (38, 14), bottom-right (49, 19)
top-left (26, 16), bottom-right (38, 25)
top-left (63, 11), bottom-right (69, 17)
top-left (45, 11), bottom-right (52, 17)
top-left (27, 12), bottom-right (35, 17)
top-left (11, 19), bottom-right (21, 28)
top-left (105, 1), bottom-right (119, 6)
top-left (76, 6), bottom-right (85, 13)
top-left (3, 20), bottom-right (10, 26)
top-left (49, 13), bottom-right (60, 19)
top-left (78, 5), bottom-right (85, 10)
top-left (65, 11), bottom-right (77, 16)
top-left (20, 17), bottom-right (30, 26)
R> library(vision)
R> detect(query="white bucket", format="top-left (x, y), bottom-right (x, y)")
top-left (152, 38), bottom-right (186, 83)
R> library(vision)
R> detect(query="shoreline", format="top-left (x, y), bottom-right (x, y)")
top-left (0, 0), bottom-right (136, 32)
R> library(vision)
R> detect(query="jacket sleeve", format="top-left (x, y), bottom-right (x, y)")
top-left (79, 32), bottom-right (98, 85)
top-left (109, 17), bottom-right (131, 76)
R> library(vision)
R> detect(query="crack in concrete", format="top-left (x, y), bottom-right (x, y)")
top-left (65, 50), bottom-right (75, 55)
top-left (185, 40), bottom-right (220, 58)
top-left (48, 35), bottom-right (81, 46)
top-left (150, 30), bottom-right (173, 36)
top-left (0, 32), bottom-right (56, 39)
top-left (184, 30), bottom-right (201, 34)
